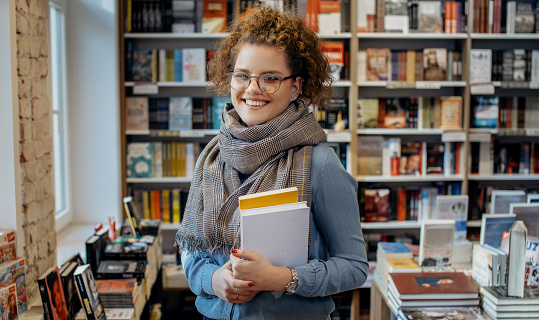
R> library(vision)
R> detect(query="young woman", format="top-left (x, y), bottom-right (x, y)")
top-left (175, 7), bottom-right (368, 319)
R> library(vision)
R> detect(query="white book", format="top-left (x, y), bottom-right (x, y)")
top-left (159, 49), bottom-right (167, 82)
top-left (356, 50), bottom-right (368, 82)
top-left (318, 13), bottom-right (341, 35)
top-left (168, 97), bottom-right (193, 131)
top-left (480, 213), bottom-right (516, 248)
top-left (185, 142), bottom-right (195, 178)
top-left (490, 190), bottom-right (526, 214)
top-left (472, 243), bottom-right (498, 287)
top-left (240, 201), bottom-right (309, 268)
top-left (469, 49), bottom-right (492, 84)
top-left (531, 50), bottom-right (539, 84)
top-left (434, 195), bottom-right (468, 243)
top-left (418, 219), bottom-right (455, 268)
top-left (182, 48), bottom-right (206, 82)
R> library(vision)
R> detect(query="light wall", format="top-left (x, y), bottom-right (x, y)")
top-left (66, 0), bottom-right (122, 224)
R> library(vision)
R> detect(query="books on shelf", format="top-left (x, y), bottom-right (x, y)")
top-left (417, 1), bottom-right (443, 33)
top-left (470, 49), bottom-right (492, 84)
top-left (423, 48), bottom-right (447, 81)
top-left (321, 41), bottom-right (346, 81)
top-left (356, 136), bottom-right (383, 176)
top-left (201, 0), bottom-right (228, 33)
top-left (318, 0), bottom-right (342, 35)
top-left (239, 188), bottom-right (309, 268)
top-left (125, 97), bottom-right (149, 132)
top-left (471, 96), bottom-right (498, 129)
top-left (364, 189), bottom-right (391, 222)
top-left (318, 97), bottom-right (349, 131)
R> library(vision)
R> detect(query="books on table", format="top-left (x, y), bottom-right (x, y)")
top-left (74, 264), bottom-right (106, 320)
top-left (398, 306), bottom-right (491, 320)
top-left (481, 286), bottom-right (539, 319)
top-left (239, 187), bottom-right (309, 268)
top-left (375, 242), bottom-right (415, 296)
top-left (472, 243), bottom-right (507, 287)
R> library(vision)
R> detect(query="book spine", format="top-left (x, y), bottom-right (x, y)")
top-left (75, 273), bottom-right (97, 320)
top-left (37, 278), bottom-right (54, 320)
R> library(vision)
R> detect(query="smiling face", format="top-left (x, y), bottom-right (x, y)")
top-left (230, 44), bottom-right (302, 126)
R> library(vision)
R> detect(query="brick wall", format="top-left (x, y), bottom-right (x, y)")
top-left (15, 0), bottom-right (56, 303)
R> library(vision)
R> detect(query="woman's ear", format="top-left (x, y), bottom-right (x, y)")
top-left (291, 76), bottom-right (302, 100)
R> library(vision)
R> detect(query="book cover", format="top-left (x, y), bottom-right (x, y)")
top-left (426, 142), bottom-right (444, 174)
top-left (132, 50), bottom-right (153, 82)
top-left (357, 98), bottom-right (378, 128)
top-left (469, 49), bottom-right (492, 83)
top-left (212, 96), bottom-right (230, 130)
top-left (418, 219), bottom-right (455, 267)
top-left (364, 189), bottom-right (391, 222)
top-left (0, 284), bottom-right (18, 320)
top-left (323, 97), bottom-right (348, 131)
top-left (515, 2), bottom-right (535, 33)
top-left (0, 257), bottom-right (27, 314)
top-left (366, 48), bottom-right (391, 81)
top-left (378, 242), bottom-right (412, 257)
top-left (357, 0), bottom-right (376, 32)
top-left (471, 96), bottom-right (498, 129)
top-left (240, 201), bottom-right (310, 267)
top-left (238, 187), bottom-right (299, 210)
top-left (480, 213), bottom-right (516, 248)
top-left (182, 48), bottom-right (206, 82)
top-left (38, 266), bottom-right (68, 320)
top-left (385, 257), bottom-right (421, 273)
top-left (417, 1), bottom-right (443, 32)
top-left (125, 97), bottom-right (149, 132)
top-left (399, 142), bottom-right (421, 176)
top-left (103, 241), bottom-right (149, 261)
top-left (387, 137), bottom-right (401, 176)
top-left (384, 0), bottom-right (409, 32)
top-left (509, 203), bottom-right (539, 237)
top-left (202, 0), bottom-right (228, 33)
top-left (168, 97), bottom-right (193, 131)
top-left (321, 41), bottom-right (345, 81)
top-left (490, 190), bottom-right (526, 214)
top-left (433, 195), bottom-right (468, 243)
top-left (472, 243), bottom-right (498, 287)
top-left (96, 260), bottom-right (146, 280)
top-left (318, 1), bottom-right (342, 35)
top-left (60, 261), bottom-right (82, 319)
top-left (0, 229), bottom-right (16, 264)
top-left (423, 48), bottom-right (447, 81)
top-left (74, 265), bottom-right (106, 320)
top-left (356, 136), bottom-right (383, 175)
top-left (126, 142), bottom-right (152, 178)
top-left (388, 272), bottom-right (479, 300)
top-left (439, 96), bottom-right (462, 129)
top-left (85, 235), bottom-right (103, 281)
top-left (383, 98), bottom-right (406, 129)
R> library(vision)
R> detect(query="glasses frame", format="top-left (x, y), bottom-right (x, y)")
top-left (226, 72), bottom-right (296, 94)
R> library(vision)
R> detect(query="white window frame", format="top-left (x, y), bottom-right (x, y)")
top-left (50, 0), bottom-right (71, 231)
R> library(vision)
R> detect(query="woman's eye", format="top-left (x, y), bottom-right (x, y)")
top-left (262, 75), bottom-right (279, 82)
top-left (235, 73), bottom-right (249, 80)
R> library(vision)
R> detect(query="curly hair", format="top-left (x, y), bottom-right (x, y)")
top-left (207, 7), bottom-right (333, 107)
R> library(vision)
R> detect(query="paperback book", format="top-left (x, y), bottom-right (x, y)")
top-left (96, 260), bottom-right (147, 280)
top-left (74, 265), bottom-right (106, 320)
top-left (38, 266), bottom-right (68, 320)
top-left (433, 195), bottom-right (468, 243)
top-left (418, 219), bottom-right (455, 268)
top-left (388, 272), bottom-right (479, 300)
top-left (480, 213), bottom-right (516, 248)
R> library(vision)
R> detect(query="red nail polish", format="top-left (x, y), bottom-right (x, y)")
top-left (248, 282), bottom-right (254, 287)
top-left (231, 249), bottom-right (237, 253)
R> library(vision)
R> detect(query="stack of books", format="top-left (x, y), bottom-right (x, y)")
top-left (96, 279), bottom-right (145, 320)
top-left (397, 306), bottom-right (492, 320)
top-left (481, 286), bottom-right (539, 319)
top-left (373, 242), bottom-right (417, 297)
top-left (387, 272), bottom-right (480, 314)
top-left (472, 243), bottom-right (507, 287)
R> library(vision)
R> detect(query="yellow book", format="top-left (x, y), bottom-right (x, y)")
top-left (384, 257), bottom-right (422, 273)
top-left (172, 189), bottom-right (181, 223)
top-left (142, 190), bottom-right (151, 219)
top-left (238, 187), bottom-right (299, 210)
top-left (171, 142), bottom-right (178, 177)
top-left (162, 189), bottom-right (171, 224)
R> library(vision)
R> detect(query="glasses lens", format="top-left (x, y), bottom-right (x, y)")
top-left (229, 72), bottom-right (249, 91)
top-left (259, 74), bottom-right (280, 94)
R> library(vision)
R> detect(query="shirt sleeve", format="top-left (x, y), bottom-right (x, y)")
top-left (181, 249), bottom-right (220, 297)
top-left (293, 145), bottom-right (369, 297)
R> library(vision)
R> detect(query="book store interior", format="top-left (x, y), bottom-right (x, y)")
top-left (1, 0), bottom-right (539, 319)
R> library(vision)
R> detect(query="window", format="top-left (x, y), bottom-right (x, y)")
top-left (50, 0), bottom-right (71, 229)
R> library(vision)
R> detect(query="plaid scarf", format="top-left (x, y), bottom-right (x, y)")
top-left (175, 97), bottom-right (326, 255)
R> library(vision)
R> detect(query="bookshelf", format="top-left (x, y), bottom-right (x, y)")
top-left (117, 0), bottom-right (539, 317)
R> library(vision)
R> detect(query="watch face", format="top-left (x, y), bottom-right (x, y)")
top-left (286, 281), bottom-right (298, 293)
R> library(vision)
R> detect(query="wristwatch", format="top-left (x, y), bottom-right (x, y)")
top-left (284, 267), bottom-right (298, 295)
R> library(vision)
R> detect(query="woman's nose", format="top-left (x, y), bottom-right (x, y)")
top-left (245, 77), bottom-right (263, 93)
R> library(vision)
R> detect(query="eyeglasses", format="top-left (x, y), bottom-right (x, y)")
top-left (226, 72), bottom-right (296, 94)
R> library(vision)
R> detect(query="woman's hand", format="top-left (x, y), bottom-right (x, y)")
top-left (230, 249), bottom-right (293, 292)
top-left (211, 260), bottom-right (259, 303)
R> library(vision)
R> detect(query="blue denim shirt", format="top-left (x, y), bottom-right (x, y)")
top-left (181, 143), bottom-right (369, 319)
